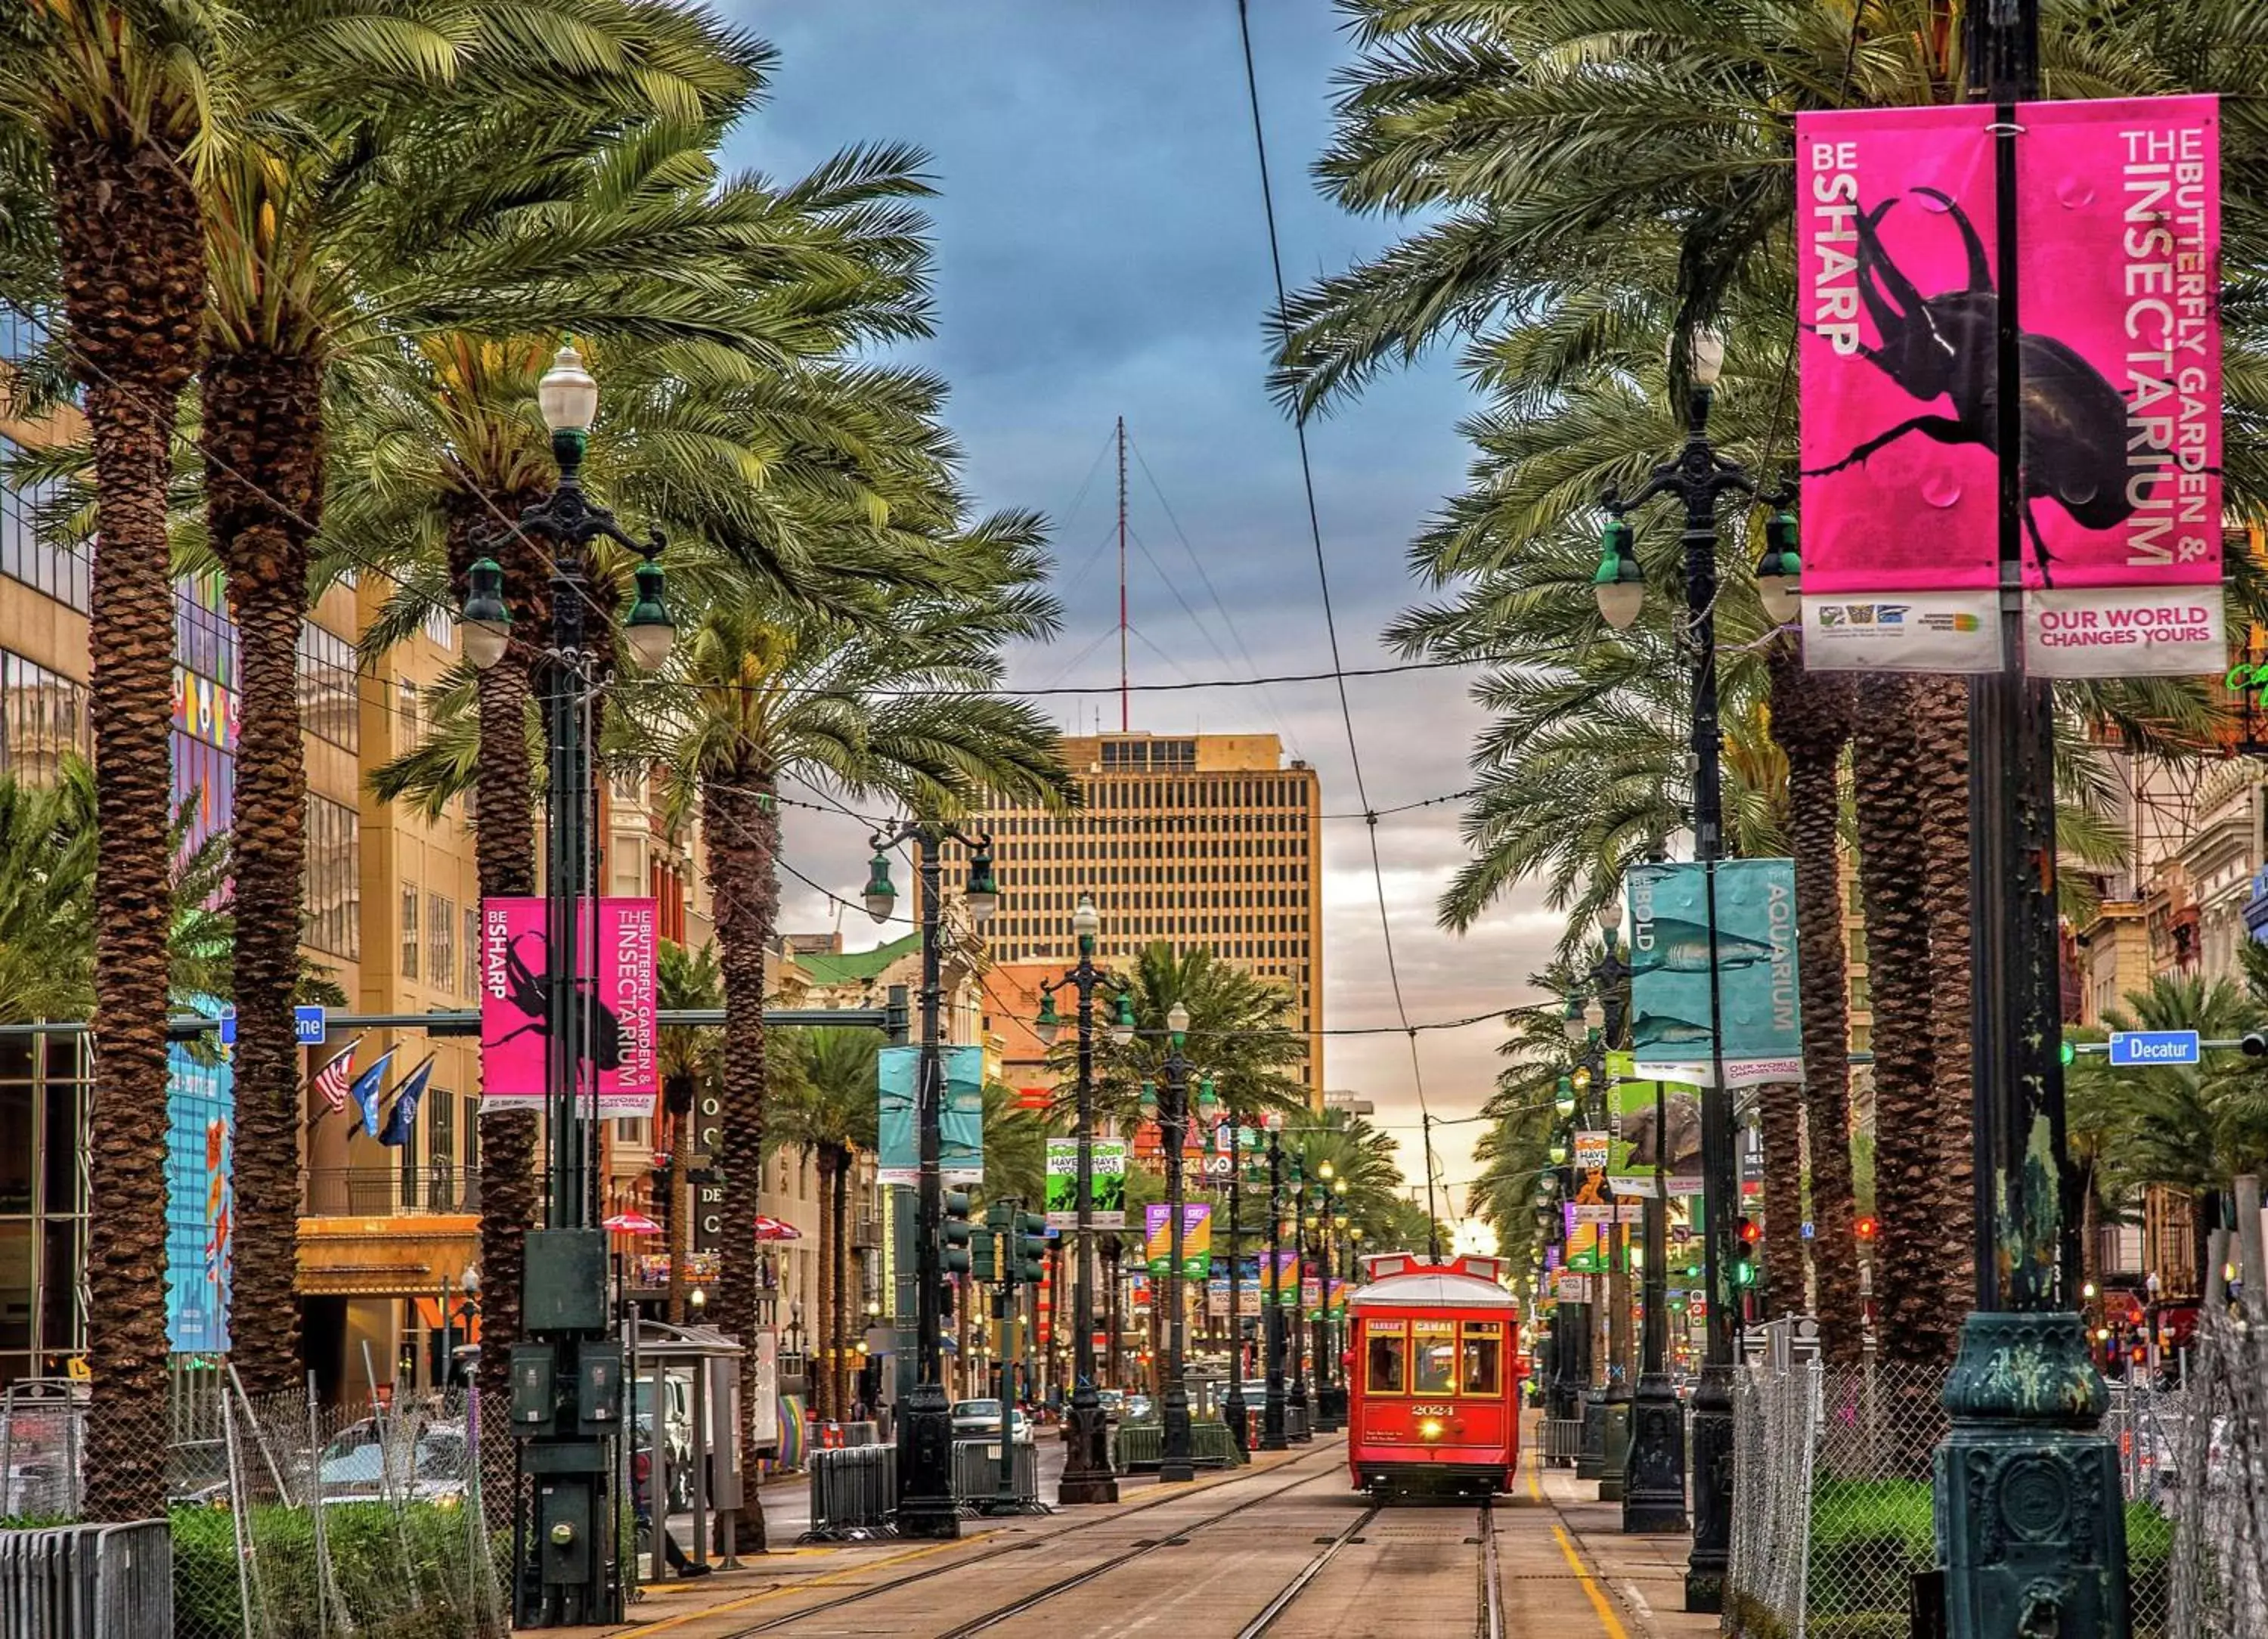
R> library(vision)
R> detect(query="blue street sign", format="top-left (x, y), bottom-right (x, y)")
top-left (218, 1006), bottom-right (236, 1048)
top-left (1801, 1221), bottom-right (1815, 1241)
top-left (2107, 1030), bottom-right (2200, 1067)
top-left (294, 1005), bottom-right (327, 1046)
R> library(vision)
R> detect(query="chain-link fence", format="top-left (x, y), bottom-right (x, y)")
top-left (1724, 1354), bottom-right (2178, 1639)
top-left (4, 1375), bottom-right (510, 1639)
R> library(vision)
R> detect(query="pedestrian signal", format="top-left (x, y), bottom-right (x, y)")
top-left (1732, 1218), bottom-right (1759, 1287)
top-left (1854, 1215), bottom-right (1879, 1242)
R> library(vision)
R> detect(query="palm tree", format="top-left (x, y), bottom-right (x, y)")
top-left (773, 1027), bottom-right (879, 1423)
top-left (1081, 943), bottom-right (1309, 1130)
top-left (636, 523), bottom-right (1067, 1550)
top-left (0, 0), bottom-right (225, 1518)
top-left (202, 2), bottom-right (783, 1394)
top-left (658, 940), bottom-right (723, 1325)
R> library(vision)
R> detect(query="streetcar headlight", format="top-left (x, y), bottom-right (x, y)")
top-left (1418, 1417), bottom-right (1445, 1442)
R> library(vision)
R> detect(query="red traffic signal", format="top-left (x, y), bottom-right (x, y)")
top-left (1854, 1215), bottom-right (1879, 1241)
top-left (1738, 1217), bottom-right (1761, 1245)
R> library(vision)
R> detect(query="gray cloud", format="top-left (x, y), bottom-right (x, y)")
top-left (726, 2), bottom-right (1544, 1217)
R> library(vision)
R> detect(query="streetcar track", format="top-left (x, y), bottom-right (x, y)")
top-left (1236, 1498), bottom-right (1501, 1639)
top-left (712, 1439), bottom-right (1347, 1637)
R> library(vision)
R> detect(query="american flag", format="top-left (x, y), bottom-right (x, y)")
top-left (310, 1037), bottom-right (362, 1114)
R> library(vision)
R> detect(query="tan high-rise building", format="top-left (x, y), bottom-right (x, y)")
top-left (943, 732), bottom-right (1323, 1098)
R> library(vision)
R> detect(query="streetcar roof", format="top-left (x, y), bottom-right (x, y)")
top-left (1346, 1270), bottom-right (1519, 1309)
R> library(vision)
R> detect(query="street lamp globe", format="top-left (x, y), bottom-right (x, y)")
top-left (1754, 510), bottom-right (1803, 627)
top-left (1167, 1001), bottom-right (1191, 1039)
top-left (1266, 1111), bottom-right (1284, 1133)
top-left (1562, 996), bottom-right (1587, 1045)
top-left (1596, 896), bottom-right (1622, 936)
top-left (1034, 988), bottom-right (1061, 1047)
top-left (1316, 1160), bottom-right (1335, 1184)
top-left (1108, 990), bottom-right (1136, 1048)
top-left (460, 558), bottom-right (512, 672)
top-left (1688, 327), bottom-right (1727, 389)
top-left (1592, 517), bottom-right (1646, 631)
top-left (862, 850), bottom-right (897, 925)
top-left (537, 343), bottom-right (600, 435)
top-left (964, 844), bottom-right (999, 925)
top-left (1583, 995), bottom-right (1605, 1034)
top-left (1073, 894), bottom-right (1100, 944)
top-left (622, 555), bottom-right (676, 671)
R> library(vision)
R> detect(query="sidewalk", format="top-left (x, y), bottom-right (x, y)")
top-left (1525, 1443), bottom-right (1717, 1639)
top-left (517, 1442), bottom-right (1316, 1639)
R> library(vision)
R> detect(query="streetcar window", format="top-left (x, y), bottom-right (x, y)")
top-left (1411, 1318), bottom-right (1457, 1394)
top-left (1365, 1323), bottom-right (1406, 1393)
top-left (1460, 1322), bottom-right (1503, 1397)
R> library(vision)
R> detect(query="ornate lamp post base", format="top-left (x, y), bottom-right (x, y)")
top-left (895, 1383), bottom-right (962, 1539)
top-left (1160, 1385), bottom-right (1197, 1483)
top-left (1576, 1386), bottom-right (1609, 1481)
top-left (1683, 1363), bottom-right (1734, 1612)
top-left (1598, 1386), bottom-right (1631, 1503)
top-left (1287, 1378), bottom-right (1312, 1442)
top-left (1224, 1382), bottom-right (1250, 1459)
top-left (1935, 1312), bottom-right (2127, 1638)
top-left (1622, 1371), bottom-right (1689, 1534)
top-left (1058, 1385), bottom-right (1120, 1505)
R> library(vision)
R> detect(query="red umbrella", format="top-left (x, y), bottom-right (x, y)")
top-left (603, 1210), bottom-right (663, 1235)
top-left (753, 1214), bottom-right (802, 1241)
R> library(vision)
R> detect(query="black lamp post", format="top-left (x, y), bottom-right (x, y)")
top-left (1260, 1112), bottom-right (1289, 1451)
top-left (463, 345), bottom-right (674, 1628)
top-left (1323, 1191), bottom-right (1351, 1428)
top-left (1544, 1075), bottom-right (1581, 1457)
top-left (858, 818), bottom-right (998, 1541)
top-left (1286, 1161), bottom-right (1311, 1439)
top-left (1147, 1003), bottom-right (1198, 1483)
top-left (1219, 1087), bottom-right (1250, 1458)
top-left (1592, 897), bottom-right (1689, 1535)
top-left (1594, 328), bottom-right (1779, 1611)
top-left (1034, 896), bottom-right (1134, 1505)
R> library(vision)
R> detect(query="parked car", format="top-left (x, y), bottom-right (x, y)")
top-left (1095, 1389), bottom-right (1126, 1424)
top-left (318, 1421), bottom-right (469, 1507)
top-left (949, 1399), bottom-right (1034, 1445)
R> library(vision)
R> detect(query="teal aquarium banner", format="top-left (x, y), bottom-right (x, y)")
top-left (1627, 860), bottom-right (1802, 1088)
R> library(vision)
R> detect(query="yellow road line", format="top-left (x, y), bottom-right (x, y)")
top-left (1549, 1522), bottom-right (1631, 1639)
top-left (612, 1536), bottom-right (965, 1637)
top-left (612, 1443), bottom-right (1327, 1637)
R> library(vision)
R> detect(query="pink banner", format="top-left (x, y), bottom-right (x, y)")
top-left (1799, 96), bottom-right (2223, 677)
top-left (2016, 97), bottom-right (2218, 590)
top-left (479, 896), bottom-right (658, 1118)
top-left (1799, 104), bottom-right (2000, 596)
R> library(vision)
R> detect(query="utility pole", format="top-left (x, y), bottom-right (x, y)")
top-left (1934, 1), bottom-right (2127, 1631)
top-left (1117, 415), bottom-right (1129, 734)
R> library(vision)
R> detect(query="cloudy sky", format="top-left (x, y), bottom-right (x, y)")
top-left (720, 2), bottom-right (1567, 1213)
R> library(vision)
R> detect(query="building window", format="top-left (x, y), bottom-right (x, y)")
top-left (296, 621), bottom-right (359, 751)
top-left (396, 680), bottom-right (420, 748)
top-left (303, 795), bottom-right (361, 959)
top-left (463, 906), bottom-right (481, 996)
top-left (401, 887), bottom-right (420, 980)
top-left (429, 893), bottom-right (455, 993)
top-left (0, 652), bottom-right (90, 782)
top-left (0, 460), bottom-right (89, 614)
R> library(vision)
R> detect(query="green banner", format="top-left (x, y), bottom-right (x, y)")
top-left (1627, 860), bottom-right (1802, 1087)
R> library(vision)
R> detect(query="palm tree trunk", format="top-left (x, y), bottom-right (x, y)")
top-left (204, 346), bottom-right (324, 1397)
top-left (812, 1148), bottom-right (837, 1423)
top-left (1767, 649), bottom-right (1862, 1360)
top-left (706, 768), bottom-right (779, 1553)
top-left (1759, 1080), bottom-right (1807, 1320)
top-left (450, 497), bottom-right (546, 1406)
top-left (55, 116), bottom-right (206, 1524)
top-left (1854, 684), bottom-right (1956, 1368)
top-left (1913, 677), bottom-right (1975, 1309)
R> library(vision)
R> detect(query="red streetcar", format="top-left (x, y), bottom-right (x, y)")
top-left (1344, 1253), bottom-right (1523, 1498)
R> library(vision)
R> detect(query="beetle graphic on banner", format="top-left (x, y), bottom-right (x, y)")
top-left (479, 897), bottom-right (658, 1117)
top-left (1797, 96), bottom-right (2220, 676)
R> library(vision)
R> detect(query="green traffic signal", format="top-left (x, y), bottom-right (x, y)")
top-left (1017, 1212), bottom-right (1048, 1282)
top-left (942, 1188), bottom-right (974, 1276)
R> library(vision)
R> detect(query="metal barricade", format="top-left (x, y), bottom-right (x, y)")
top-left (798, 1445), bottom-right (897, 1543)
top-left (950, 1437), bottom-right (1046, 1514)
top-left (0, 1520), bottom-right (171, 1639)
top-left (1112, 1423), bottom-right (1160, 1472)
top-left (1286, 1405), bottom-right (1311, 1444)
top-left (1541, 1417), bottom-right (1585, 1468)
top-left (839, 1420), bottom-right (881, 1449)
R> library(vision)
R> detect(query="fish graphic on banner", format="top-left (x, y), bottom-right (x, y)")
top-left (1628, 861), bottom-right (1802, 1088)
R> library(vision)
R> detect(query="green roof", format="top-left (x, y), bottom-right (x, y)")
top-left (793, 931), bottom-right (921, 985)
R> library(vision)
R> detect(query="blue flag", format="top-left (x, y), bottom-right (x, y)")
top-left (377, 1055), bottom-right (435, 1148)
top-left (350, 1049), bottom-right (397, 1138)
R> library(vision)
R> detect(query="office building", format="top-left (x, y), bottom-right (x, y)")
top-left (942, 732), bottom-right (1323, 1098)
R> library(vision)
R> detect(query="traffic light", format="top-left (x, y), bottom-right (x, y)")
top-left (972, 1226), bottom-right (998, 1282)
top-left (1854, 1215), bottom-right (1879, 1244)
top-left (1732, 1217), bottom-right (1760, 1288)
top-left (2059, 1038), bottom-right (2075, 1067)
top-left (942, 1188), bottom-right (974, 1276)
top-left (1017, 1213), bottom-right (1048, 1284)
